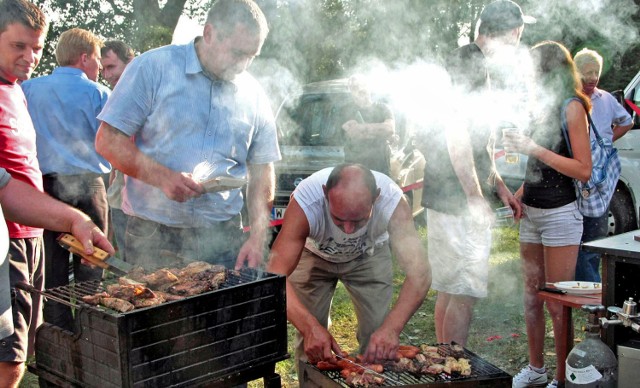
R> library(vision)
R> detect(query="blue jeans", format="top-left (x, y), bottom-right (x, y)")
top-left (575, 212), bottom-right (608, 282)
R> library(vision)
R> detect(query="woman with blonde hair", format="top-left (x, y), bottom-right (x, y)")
top-left (505, 40), bottom-right (592, 388)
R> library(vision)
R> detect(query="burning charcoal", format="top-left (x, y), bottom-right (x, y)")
top-left (100, 297), bottom-right (135, 312)
top-left (81, 292), bottom-right (109, 305)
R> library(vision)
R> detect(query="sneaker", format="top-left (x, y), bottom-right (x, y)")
top-left (512, 366), bottom-right (548, 388)
top-left (546, 380), bottom-right (558, 387)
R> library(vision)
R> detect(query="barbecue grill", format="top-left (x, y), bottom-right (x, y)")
top-left (299, 344), bottom-right (511, 387)
top-left (21, 268), bottom-right (289, 387)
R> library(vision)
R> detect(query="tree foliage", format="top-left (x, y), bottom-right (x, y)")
top-left (32, 0), bottom-right (210, 76)
top-left (30, 0), bottom-right (640, 91)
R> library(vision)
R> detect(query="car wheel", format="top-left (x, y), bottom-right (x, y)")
top-left (608, 191), bottom-right (637, 236)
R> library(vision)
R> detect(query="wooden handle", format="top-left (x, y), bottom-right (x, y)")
top-left (57, 233), bottom-right (110, 269)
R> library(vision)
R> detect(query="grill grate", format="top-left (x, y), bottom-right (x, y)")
top-left (305, 344), bottom-right (511, 387)
top-left (40, 268), bottom-right (262, 315)
top-left (29, 267), bottom-right (289, 387)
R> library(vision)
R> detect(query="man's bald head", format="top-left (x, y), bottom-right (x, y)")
top-left (323, 164), bottom-right (380, 234)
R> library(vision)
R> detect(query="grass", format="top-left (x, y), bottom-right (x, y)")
top-left (20, 226), bottom-right (588, 387)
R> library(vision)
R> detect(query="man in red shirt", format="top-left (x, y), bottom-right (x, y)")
top-left (0, 1), bottom-right (113, 386)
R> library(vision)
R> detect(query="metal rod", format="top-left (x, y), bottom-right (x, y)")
top-left (14, 282), bottom-right (76, 308)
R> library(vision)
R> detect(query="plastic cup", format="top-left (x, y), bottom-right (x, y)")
top-left (502, 127), bottom-right (520, 164)
top-left (495, 206), bottom-right (514, 227)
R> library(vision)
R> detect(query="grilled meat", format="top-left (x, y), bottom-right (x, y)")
top-left (82, 262), bottom-right (228, 311)
top-left (385, 356), bottom-right (418, 373)
top-left (423, 363), bottom-right (445, 375)
top-left (141, 268), bottom-right (179, 289)
top-left (100, 297), bottom-right (135, 312)
top-left (167, 269), bottom-right (227, 296)
top-left (341, 370), bottom-right (385, 387)
top-left (177, 262), bottom-right (225, 277)
top-left (81, 292), bottom-right (109, 305)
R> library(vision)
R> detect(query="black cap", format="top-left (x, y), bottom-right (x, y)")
top-left (479, 0), bottom-right (536, 35)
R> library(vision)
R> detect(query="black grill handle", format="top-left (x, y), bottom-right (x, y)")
top-left (15, 281), bottom-right (76, 307)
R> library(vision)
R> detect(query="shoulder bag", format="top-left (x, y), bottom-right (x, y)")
top-left (560, 97), bottom-right (621, 217)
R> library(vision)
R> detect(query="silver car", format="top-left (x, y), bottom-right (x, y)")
top-left (271, 79), bottom-right (426, 224)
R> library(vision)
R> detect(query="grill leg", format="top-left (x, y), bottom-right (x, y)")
top-left (262, 372), bottom-right (281, 388)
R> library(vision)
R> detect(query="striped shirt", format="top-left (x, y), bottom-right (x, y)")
top-left (98, 38), bottom-right (281, 227)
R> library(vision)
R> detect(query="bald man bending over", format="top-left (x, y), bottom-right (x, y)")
top-left (267, 163), bottom-right (431, 372)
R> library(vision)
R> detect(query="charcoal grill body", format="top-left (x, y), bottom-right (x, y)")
top-left (299, 345), bottom-right (511, 387)
top-left (30, 270), bottom-right (289, 387)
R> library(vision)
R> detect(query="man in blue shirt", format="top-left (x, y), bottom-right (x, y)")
top-left (96, 0), bottom-right (280, 271)
top-left (573, 48), bottom-right (633, 283)
top-left (21, 27), bottom-right (110, 331)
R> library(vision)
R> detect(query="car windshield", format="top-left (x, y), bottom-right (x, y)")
top-left (277, 92), bottom-right (352, 146)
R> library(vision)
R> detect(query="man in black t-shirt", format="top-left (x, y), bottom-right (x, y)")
top-left (341, 75), bottom-right (395, 176)
top-left (418, 0), bottom-right (530, 349)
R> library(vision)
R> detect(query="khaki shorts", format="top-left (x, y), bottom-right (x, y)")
top-left (427, 209), bottom-right (491, 298)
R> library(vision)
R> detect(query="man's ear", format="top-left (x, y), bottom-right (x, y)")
top-left (203, 23), bottom-right (215, 43)
top-left (374, 187), bottom-right (381, 202)
top-left (322, 184), bottom-right (329, 199)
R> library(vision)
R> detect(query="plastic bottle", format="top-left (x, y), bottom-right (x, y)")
top-left (566, 305), bottom-right (617, 387)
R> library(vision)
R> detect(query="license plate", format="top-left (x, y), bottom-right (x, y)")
top-left (271, 207), bottom-right (286, 220)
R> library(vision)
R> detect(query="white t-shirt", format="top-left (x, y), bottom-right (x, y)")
top-left (293, 168), bottom-right (402, 263)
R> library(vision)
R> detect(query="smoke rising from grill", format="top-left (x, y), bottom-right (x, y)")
top-left (251, 0), bottom-right (639, 307)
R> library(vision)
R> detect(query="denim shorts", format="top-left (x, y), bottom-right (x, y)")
top-left (519, 201), bottom-right (583, 246)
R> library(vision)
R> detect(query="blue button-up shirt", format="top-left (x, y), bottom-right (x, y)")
top-left (98, 39), bottom-right (281, 227)
top-left (591, 88), bottom-right (632, 141)
top-left (21, 67), bottom-right (111, 175)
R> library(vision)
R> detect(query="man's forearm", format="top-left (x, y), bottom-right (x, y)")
top-left (1, 178), bottom-right (91, 232)
top-left (246, 163), bottom-right (275, 242)
top-left (612, 123), bottom-right (633, 142)
top-left (95, 122), bottom-right (167, 189)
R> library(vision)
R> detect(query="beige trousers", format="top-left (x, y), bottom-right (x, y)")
top-left (288, 242), bottom-right (393, 365)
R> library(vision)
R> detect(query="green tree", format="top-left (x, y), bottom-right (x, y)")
top-left (32, 0), bottom-right (210, 76)
top-left (30, 0), bottom-right (640, 90)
